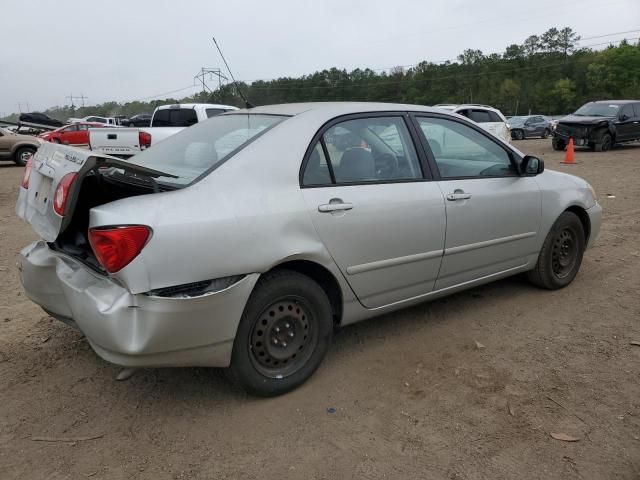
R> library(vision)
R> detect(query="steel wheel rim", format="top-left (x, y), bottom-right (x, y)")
top-left (551, 228), bottom-right (577, 278)
top-left (20, 151), bottom-right (32, 162)
top-left (249, 296), bottom-right (317, 378)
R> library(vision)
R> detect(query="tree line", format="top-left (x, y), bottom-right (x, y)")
top-left (3, 28), bottom-right (639, 122)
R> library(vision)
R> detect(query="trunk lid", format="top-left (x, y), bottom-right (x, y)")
top-left (16, 142), bottom-right (174, 242)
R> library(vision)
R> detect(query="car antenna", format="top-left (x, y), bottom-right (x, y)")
top-left (212, 36), bottom-right (254, 109)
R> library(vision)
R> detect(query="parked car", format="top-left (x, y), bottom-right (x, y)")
top-left (508, 115), bottom-right (552, 140)
top-left (553, 100), bottom-right (640, 152)
top-left (16, 102), bottom-right (601, 396)
top-left (88, 103), bottom-right (238, 158)
top-left (128, 113), bottom-right (152, 127)
top-left (19, 112), bottom-right (64, 128)
top-left (434, 104), bottom-right (511, 143)
top-left (0, 127), bottom-right (42, 165)
top-left (39, 122), bottom-right (107, 146)
top-left (68, 116), bottom-right (120, 126)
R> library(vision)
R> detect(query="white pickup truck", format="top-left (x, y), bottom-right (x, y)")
top-left (88, 103), bottom-right (238, 158)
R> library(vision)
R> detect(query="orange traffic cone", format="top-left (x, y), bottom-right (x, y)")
top-left (562, 138), bottom-right (576, 164)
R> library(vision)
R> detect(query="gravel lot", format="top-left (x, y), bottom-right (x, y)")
top-left (1, 139), bottom-right (639, 479)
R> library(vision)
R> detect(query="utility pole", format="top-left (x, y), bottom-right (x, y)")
top-left (16, 102), bottom-right (30, 113)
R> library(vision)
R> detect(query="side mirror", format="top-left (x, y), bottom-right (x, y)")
top-left (620, 114), bottom-right (629, 121)
top-left (521, 155), bottom-right (544, 175)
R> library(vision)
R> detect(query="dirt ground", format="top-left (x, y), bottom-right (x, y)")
top-left (0, 139), bottom-right (639, 480)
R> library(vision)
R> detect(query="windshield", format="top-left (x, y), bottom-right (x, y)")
top-left (574, 103), bottom-right (620, 117)
top-left (127, 113), bottom-right (286, 186)
top-left (507, 116), bottom-right (527, 124)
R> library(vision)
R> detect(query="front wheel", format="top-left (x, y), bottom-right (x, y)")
top-left (541, 129), bottom-right (550, 139)
top-left (512, 129), bottom-right (524, 140)
top-left (594, 133), bottom-right (612, 152)
top-left (229, 270), bottom-right (333, 396)
top-left (552, 137), bottom-right (566, 151)
top-left (527, 211), bottom-right (585, 290)
top-left (14, 147), bottom-right (36, 166)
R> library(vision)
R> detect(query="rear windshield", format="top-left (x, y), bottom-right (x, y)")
top-left (127, 114), bottom-right (286, 186)
top-left (574, 103), bottom-right (620, 117)
top-left (152, 108), bottom-right (198, 127)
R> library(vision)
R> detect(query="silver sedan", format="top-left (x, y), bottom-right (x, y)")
top-left (16, 102), bottom-right (602, 396)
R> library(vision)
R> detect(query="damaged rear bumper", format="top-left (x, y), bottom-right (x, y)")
top-left (18, 241), bottom-right (258, 367)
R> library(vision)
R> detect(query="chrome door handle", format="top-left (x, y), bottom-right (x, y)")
top-left (446, 192), bottom-right (472, 201)
top-left (318, 202), bottom-right (353, 212)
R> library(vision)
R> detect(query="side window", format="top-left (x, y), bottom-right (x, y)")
top-left (620, 104), bottom-right (634, 119)
top-left (469, 110), bottom-right (492, 123)
top-left (488, 111), bottom-right (503, 122)
top-left (63, 125), bottom-right (78, 132)
top-left (321, 116), bottom-right (422, 184)
top-left (633, 103), bottom-right (640, 118)
top-left (302, 143), bottom-right (332, 186)
top-left (77, 124), bottom-right (89, 131)
top-left (417, 116), bottom-right (517, 179)
top-left (206, 108), bottom-right (226, 118)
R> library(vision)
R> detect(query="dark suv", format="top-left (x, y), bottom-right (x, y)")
top-left (553, 100), bottom-right (640, 152)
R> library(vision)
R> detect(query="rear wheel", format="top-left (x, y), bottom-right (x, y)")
top-left (14, 146), bottom-right (36, 166)
top-left (594, 133), bottom-right (612, 152)
top-left (552, 137), bottom-right (566, 151)
top-left (527, 211), bottom-right (585, 290)
top-left (229, 270), bottom-right (333, 396)
top-left (541, 128), bottom-right (551, 139)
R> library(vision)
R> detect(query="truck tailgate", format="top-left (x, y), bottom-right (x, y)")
top-left (89, 127), bottom-right (142, 157)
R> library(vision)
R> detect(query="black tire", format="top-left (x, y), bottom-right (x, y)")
top-left (229, 269), bottom-right (333, 397)
top-left (541, 128), bottom-right (551, 139)
top-left (552, 137), bottom-right (566, 151)
top-left (52, 138), bottom-right (61, 144)
top-left (512, 129), bottom-right (525, 140)
top-left (14, 146), bottom-right (36, 166)
top-left (527, 211), bottom-right (585, 290)
top-left (594, 133), bottom-right (612, 152)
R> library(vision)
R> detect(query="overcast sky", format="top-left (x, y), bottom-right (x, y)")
top-left (1, 0), bottom-right (639, 116)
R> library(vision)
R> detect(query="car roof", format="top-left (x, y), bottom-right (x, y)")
top-left (230, 102), bottom-right (448, 118)
top-left (156, 103), bottom-right (239, 110)
top-left (591, 100), bottom-right (638, 105)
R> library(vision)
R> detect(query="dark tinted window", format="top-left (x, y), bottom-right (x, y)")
top-left (488, 111), bottom-right (502, 122)
top-left (469, 110), bottom-right (492, 123)
top-left (206, 108), bottom-right (227, 118)
top-left (619, 104), bottom-right (634, 119)
top-left (152, 108), bottom-right (198, 127)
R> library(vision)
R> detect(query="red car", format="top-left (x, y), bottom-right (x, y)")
top-left (39, 122), bottom-right (106, 146)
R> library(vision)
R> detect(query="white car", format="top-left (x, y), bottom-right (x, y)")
top-left (434, 104), bottom-right (511, 143)
top-left (68, 116), bottom-right (120, 126)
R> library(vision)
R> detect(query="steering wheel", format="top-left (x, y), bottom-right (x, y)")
top-left (374, 153), bottom-right (398, 179)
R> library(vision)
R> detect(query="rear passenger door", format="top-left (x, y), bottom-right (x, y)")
top-left (616, 104), bottom-right (640, 141)
top-left (300, 113), bottom-right (446, 309)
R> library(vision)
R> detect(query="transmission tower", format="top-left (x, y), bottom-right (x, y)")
top-left (194, 68), bottom-right (228, 93)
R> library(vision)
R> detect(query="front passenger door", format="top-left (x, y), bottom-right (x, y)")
top-left (414, 115), bottom-right (542, 290)
top-left (616, 104), bottom-right (639, 142)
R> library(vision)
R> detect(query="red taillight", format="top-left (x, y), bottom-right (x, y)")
top-left (88, 226), bottom-right (151, 273)
top-left (21, 156), bottom-right (33, 189)
top-left (139, 131), bottom-right (151, 149)
top-left (53, 172), bottom-right (77, 216)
